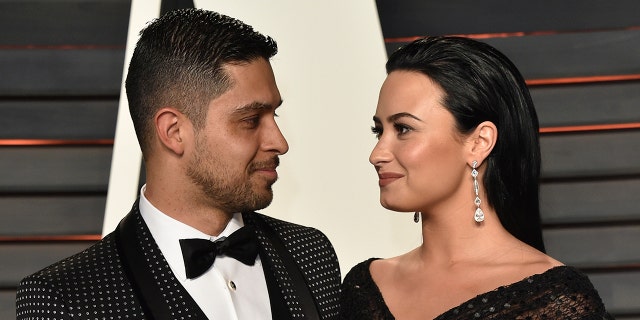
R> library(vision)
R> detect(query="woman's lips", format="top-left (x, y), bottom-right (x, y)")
top-left (377, 172), bottom-right (404, 187)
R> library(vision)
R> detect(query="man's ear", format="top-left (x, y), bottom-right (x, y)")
top-left (467, 121), bottom-right (497, 166)
top-left (154, 107), bottom-right (188, 156)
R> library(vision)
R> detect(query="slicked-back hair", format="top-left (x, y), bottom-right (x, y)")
top-left (386, 36), bottom-right (545, 252)
top-left (125, 8), bottom-right (278, 154)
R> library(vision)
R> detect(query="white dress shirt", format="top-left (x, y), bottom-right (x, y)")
top-left (139, 186), bottom-right (272, 320)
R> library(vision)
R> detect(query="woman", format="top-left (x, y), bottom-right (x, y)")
top-left (339, 36), bottom-right (612, 319)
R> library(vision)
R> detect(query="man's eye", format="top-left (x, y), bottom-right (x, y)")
top-left (243, 116), bottom-right (260, 128)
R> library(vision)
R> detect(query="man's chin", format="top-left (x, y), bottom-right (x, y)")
top-left (248, 189), bottom-right (274, 211)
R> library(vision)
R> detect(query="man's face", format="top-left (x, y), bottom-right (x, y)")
top-left (186, 58), bottom-right (289, 214)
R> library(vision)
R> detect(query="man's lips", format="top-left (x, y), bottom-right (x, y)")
top-left (377, 172), bottom-right (404, 187)
top-left (254, 167), bottom-right (278, 179)
top-left (252, 158), bottom-right (280, 181)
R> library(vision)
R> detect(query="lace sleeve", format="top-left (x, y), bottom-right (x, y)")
top-left (339, 258), bottom-right (395, 320)
top-left (524, 291), bottom-right (615, 320)
top-left (436, 266), bottom-right (614, 320)
top-left (510, 267), bottom-right (615, 320)
top-left (339, 262), bottom-right (613, 320)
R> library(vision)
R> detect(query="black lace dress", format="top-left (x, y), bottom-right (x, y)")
top-left (339, 258), bottom-right (613, 320)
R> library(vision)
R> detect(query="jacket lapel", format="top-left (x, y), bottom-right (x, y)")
top-left (244, 211), bottom-right (297, 318)
top-left (243, 211), bottom-right (322, 320)
top-left (117, 202), bottom-right (208, 319)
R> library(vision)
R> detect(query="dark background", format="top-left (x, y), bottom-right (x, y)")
top-left (1, 1), bottom-right (639, 318)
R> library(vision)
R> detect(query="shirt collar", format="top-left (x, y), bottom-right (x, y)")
top-left (138, 184), bottom-right (244, 281)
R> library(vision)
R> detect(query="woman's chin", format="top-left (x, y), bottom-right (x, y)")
top-left (380, 200), bottom-right (411, 213)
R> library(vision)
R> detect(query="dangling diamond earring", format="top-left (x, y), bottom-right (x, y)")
top-left (414, 212), bottom-right (420, 223)
top-left (472, 161), bottom-right (485, 223)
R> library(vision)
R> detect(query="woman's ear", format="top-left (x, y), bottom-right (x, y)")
top-left (154, 107), bottom-right (188, 156)
top-left (467, 121), bottom-right (497, 166)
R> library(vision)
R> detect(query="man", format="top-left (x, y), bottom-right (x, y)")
top-left (16, 9), bottom-right (341, 320)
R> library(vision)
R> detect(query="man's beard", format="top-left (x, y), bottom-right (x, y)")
top-left (186, 145), bottom-right (277, 214)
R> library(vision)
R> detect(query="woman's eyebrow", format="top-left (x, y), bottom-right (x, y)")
top-left (381, 112), bottom-right (423, 122)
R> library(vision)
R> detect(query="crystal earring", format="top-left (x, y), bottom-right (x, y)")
top-left (472, 161), bottom-right (485, 223)
top-left (414, 212), bottom-right (420, 223)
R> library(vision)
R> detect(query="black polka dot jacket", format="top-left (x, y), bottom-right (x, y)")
top-left (16, 202), bottom-right (342, 319)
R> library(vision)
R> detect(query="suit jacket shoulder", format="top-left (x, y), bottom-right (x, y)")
top-left (16, 232), bottom-right (147, 319)
top-left (16, 205), bottom-right (206, 320)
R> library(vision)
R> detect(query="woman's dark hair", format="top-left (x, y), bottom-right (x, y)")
top-left (125, 8), bottom-right (278, 155)
top-left (386, 36), bottom-right (544, 251)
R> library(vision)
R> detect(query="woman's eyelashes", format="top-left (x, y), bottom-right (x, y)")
top-left (393, 123), bottom-right (412, 136)
top-left (371, 123), bottom-right (413, 139)
top-left (371, 125), bottom-right (382, 139)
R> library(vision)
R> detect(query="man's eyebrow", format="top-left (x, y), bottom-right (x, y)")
top-left (373, 112), bottom-right (422, 123)
top-left (232, 99), bottom-right (284, 114)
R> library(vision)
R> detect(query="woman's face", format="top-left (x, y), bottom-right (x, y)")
top-left (370, 70), bottom-right (469, 214)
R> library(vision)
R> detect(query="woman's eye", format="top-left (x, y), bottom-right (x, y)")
top-left (371, 126), bottom-right (382, 139)
top-left (394, 123), bottom-right (411, 135)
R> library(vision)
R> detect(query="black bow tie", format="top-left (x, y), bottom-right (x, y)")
top-left (179, 226), bottom-right (258, 279)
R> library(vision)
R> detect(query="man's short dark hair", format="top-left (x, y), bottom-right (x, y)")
top-left (125, 8), bottom-right (278, 154)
